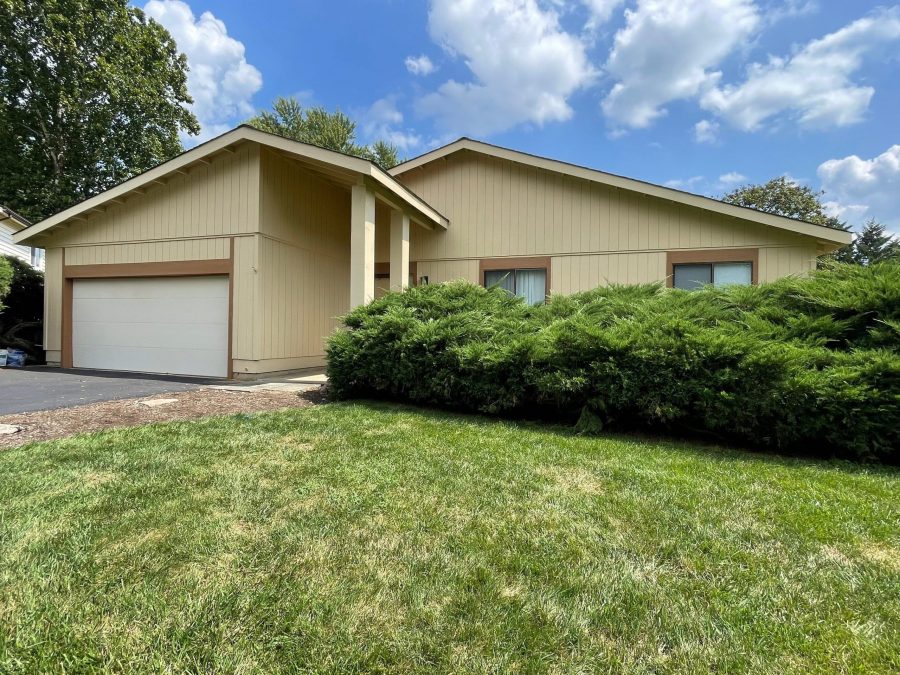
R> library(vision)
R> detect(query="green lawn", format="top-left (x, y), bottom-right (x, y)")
top-left (0, 403), bottom-right (897, 673)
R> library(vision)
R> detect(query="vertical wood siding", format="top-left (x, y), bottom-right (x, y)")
top-left (251, 149), bottom-right (351, 369)
top-left (400, 151), bottom-right (820, 290)
top-left (63, 238), bottom-right (231, 265)
top-left (42, 248), bottom-right (63, 357)
top-left (40, 145), bottom-right (260, 368)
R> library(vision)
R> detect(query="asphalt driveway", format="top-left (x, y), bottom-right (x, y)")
top-left (0, 367), bottom-right (215, 415)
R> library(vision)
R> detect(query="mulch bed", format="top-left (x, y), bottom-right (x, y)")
top-left (0, 386), bottom-right (326, 449)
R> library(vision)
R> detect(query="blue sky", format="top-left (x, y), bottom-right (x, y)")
top-left (142, 0), bottom-right (900, 231)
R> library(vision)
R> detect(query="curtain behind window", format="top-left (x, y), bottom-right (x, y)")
top-left (516, 269), bottom-right (546, 305)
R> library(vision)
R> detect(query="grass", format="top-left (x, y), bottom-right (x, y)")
top-left (0, 403), bottom-right (897, 673)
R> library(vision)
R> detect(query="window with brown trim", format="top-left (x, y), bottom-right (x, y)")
top-left (480, 256), bottom-right (550, 305)
top-left (666, 249), bottom-right (759, 289)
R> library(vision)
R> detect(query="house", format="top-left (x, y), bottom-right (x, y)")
top-left (1, 205), bottom-right (44, 271)
top-left (13, 126), bottom-right (851, 379)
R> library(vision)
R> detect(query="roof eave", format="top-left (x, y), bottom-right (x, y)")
top-left (14, 126), bottom-right (447, 245)
top-left (390, 138), bottom-right (852, 247)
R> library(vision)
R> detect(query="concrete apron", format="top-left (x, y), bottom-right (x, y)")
top-left (207, 372), bottom-right (328, 394)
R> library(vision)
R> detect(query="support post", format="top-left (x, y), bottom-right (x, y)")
top-left (350, 183), bottom-right (376, 308)
top-left (390, 210), bottom-right (410, 291)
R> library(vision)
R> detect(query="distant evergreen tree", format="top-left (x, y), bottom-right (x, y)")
top-left (852, 219), bottom-right (899, 266)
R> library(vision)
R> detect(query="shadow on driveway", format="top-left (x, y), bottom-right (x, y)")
top-left (0, 367), bottom-right (223, 415)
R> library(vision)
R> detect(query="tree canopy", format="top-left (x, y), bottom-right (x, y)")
top-left (722, 177), bottom-right (900, 266)
top-left (245, 97), bottom-right (401, 169)
top-left (0, 0), bottom-right (199, 222)
top-left (722, 176), bottom-right (845, 230)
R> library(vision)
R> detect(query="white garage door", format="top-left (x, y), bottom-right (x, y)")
top-left (73, 276), bottom-right (229, 378)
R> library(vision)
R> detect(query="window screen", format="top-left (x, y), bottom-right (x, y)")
top-left (484, 268), bottom-right (547, 305)
top-left (713, 262), bottom-right (752, 287)
top-left (673, 261), bottom-right (753, 290)
top-left (673, 264), bottom-right (712, 290)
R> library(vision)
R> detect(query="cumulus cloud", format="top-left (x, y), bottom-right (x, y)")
top-left (405, 55), bottom-right (437, 76)
top-left (417, 0), bottom-right (596, 137)
top-left (818, 144), bottom-right (900, 229)
top-left (361, 97), bottom-right (421, 152)
top-left (718, 171), bottom-right (747, 186)
top-left (581, 0), bottom-right (626, 30)
top-left (601, 0), bottom-right (759, 131)
top-left (694, 119), bottom-right (719, 143)
top-left (144, 0), bottom-right (263, 143)
top-left (701, 7), bottom-right (900, 131)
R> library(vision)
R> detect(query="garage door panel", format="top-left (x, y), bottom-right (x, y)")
top-left (74, 276), bottom-right (228, 300)
top-left (74, 297), bottom-right (228, 325)
top-left (72, 277), bottom-right (229, 378)
top-left (73, 321), bottom-right (229, 351)
top-left (73, 345), bottom-right (227, 379)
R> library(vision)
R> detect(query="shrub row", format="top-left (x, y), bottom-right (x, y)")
top-left (326, 263), bottom-right (900, 462)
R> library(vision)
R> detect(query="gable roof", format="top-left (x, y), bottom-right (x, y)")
top-left (14, 125), bottom-right (448, 245)
top-left (0, 205), bottom-right (31, 231)
top-left (391, 138), bottom-right (851, 247)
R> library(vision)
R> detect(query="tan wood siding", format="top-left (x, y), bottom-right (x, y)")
top-left (247, 149), bottom-right (351, 371)
top-left (63, 237), bottom-right (231, 265)
top-left (45, 144), bottom-right (259, 249)
top-left (40, 146), bottom-right (260, 372)
top-left (43, 248), bottom-right (63, 357)
top-left (231, 235), bottom-right (258, 365)
top-left (401, 151), bottom-right (820, 290)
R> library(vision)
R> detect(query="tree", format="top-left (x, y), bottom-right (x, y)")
top-left (245, 96), bottom-right (401, 169)
top-left (843, 219), bottom-right (900, 266)
top-left (0, 256), bottom-right (11, 311)
top-left (722, 176), bottom-right (846, 230)
top-left (0, 0), bottom-right (199, 222)
top-left (0, 254), bottom-right (42, 360)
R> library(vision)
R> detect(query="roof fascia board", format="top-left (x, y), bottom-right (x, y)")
top-left (391, 139), bottom-right (851, 246)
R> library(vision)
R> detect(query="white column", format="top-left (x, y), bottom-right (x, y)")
top-left (390, 210), bottom-right (410, 291)
top-left (350, 183), bottom-right (376, 308)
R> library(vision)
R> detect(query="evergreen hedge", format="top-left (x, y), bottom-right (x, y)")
top-left (326, 263), bottom-right (900, 462)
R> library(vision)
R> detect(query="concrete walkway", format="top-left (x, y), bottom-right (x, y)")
top-left (208, 372), bottom-right (328, 394)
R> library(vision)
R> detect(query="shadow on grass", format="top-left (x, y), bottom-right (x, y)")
top-left (327, 397), bottom-right (900, 478)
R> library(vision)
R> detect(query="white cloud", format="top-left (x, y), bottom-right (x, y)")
top-left (718, 171), bottom-right (746, 186)
top-left (701, 7), bottom-right (900, 131)
top-left (818, 144), bottom-right (900, 228)
top-left (405, 55), bottom-right (437, 76)
top-left (417, 0), bottom-right (596, 137)
top-left (694, 119), bottom-right (719, 143)
top-left (582, 0), bottom-right (626, 29)
top-left (144, 0), bottom-right (263, 144)
top-left (601, 0), bottom-right (759, 131)
top-left (361, 97), bottom-right (421, 152)
top-left (664, 175), bottom-right (706, 191)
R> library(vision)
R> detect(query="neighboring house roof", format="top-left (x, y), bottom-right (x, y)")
top-left (0, 205), bottom-right (32, 231)
top-left (14, 125), bottom-right (448, 246)
top-left (391, 138), bottom-right (852, 247)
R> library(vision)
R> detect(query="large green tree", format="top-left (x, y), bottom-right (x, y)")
top-left (246, 96), bottom-right (401, 169)
top-left (722, 176), bottom-right (847, 230)
top-left (722, 176), bottom-right (856, 263)
top-left (0, 0), bottom-right (199, 222)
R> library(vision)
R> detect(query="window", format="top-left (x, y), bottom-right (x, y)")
top-left (484, 268), bottom-right (547, 305)
top-left (673, 261), bottom-right (752, 290)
